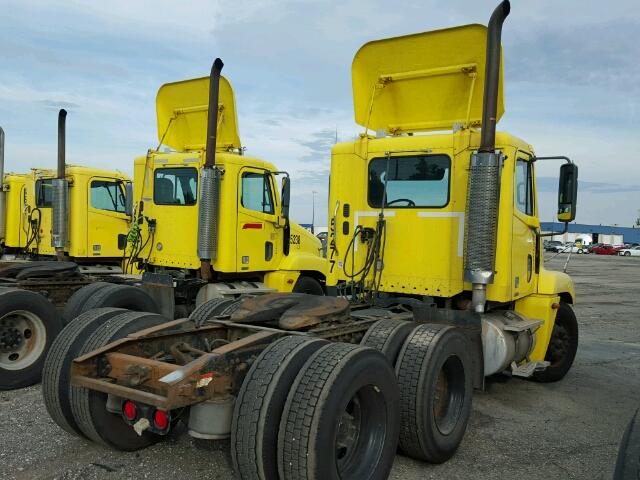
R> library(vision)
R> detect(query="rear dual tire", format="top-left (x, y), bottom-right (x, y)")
top-left (395, 324), bottom-right (473, 463)
top-left (231, 336), bottom-right (328, 479)
top-left (62, 283), bottom-right (160, 324)
top-left (232, 337), bottom-right (400, 480)
top-left (43, 308), bottom-right (168, 451)
top-left (278, 343), bottom-right (400, 480)
top-left (42, 308), bottom-right (127, 436)
top-left (69, 311), bottom-right (169, 450)
top-left (362, 320), bottom-right (474, 464)
top-left (361, 318), bottom-right (415, 364)
top-left (0, 288), bottom-right (62, 390)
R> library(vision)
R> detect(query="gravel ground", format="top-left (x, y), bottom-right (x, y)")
top-left (1, 253), bottom-right (638, 479)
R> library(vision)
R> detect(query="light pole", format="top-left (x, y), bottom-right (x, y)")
top-left (311, 190), bottom-right (317, 234)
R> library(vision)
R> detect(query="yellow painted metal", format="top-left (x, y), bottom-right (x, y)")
top-left (2, 173), bottom-right (27, 248)
top-left (156, 76), bottom-right (241, 152)
top-left (352, 24), bottom-right (504, 133)
top-left (327, 129), bottom-right (575, 359)
top-left (2, 166), bottom-right (130, 260)
top-left (514, 294), bottom-right (560, 362)
top-left (134, 151), bottom-right (325, 282)
top-left (263, 270), bottom-right (300, 293)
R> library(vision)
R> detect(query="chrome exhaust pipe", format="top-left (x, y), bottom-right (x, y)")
top-left (51, 109), bottom-right (69, 260)
top-left (464, 1), bottom-right (510, 313)
top-left (198, 58), bottom-right (224, 280)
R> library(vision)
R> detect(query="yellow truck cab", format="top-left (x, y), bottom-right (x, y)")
top-left (0, 120), bottom-right (132, 264)
top-left (125, 61), bottom-right (326, 311)
top-left (1, 166), bottom-right (131, 262)
top-left (328, 13), bottom-right (578, 373)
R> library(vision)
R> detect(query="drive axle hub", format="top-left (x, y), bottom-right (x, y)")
top-left (0, 325), bottom-right (25, 352)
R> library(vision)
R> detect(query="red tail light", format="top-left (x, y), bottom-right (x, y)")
top-left (153, 409), bottom-right (169, 430)
top-left (123, 401), bottom-right (137, 421)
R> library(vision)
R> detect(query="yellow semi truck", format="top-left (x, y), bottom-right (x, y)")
top-left (118, 64), bottom-right (327, 318)
top-left (0, 113), bottom-right (137, 390)
top-left (0, 114), bottom-right (132, 263)
top-left (43, 2), bottom-right (579, 478)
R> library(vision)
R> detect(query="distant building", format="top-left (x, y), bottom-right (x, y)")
top-left (540, 222), bottom-right (640, 245)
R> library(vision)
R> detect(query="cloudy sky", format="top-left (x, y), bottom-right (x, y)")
top-left (1, 0), bottom-right (638, 227)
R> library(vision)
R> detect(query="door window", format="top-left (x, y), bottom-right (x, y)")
top-left (90, 180), bottom-right (126, 213)
top-left (515, 159), bottom-right (534, 216)
top-left (241, 172), bottom-right (274, 214)
top-left (154, 168), bottom-right (198, 205)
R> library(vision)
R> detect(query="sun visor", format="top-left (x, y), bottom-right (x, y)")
top-left (156, 75), bottom-right (241, 151)
top-left (352, 24), bottom-right (504, 133)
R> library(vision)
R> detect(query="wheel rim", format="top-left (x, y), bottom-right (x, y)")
top-left (432, 355), bottom-right (466, 436)
top-left (334, 385), bottom-right (386, 477)
top-left (547, 320), bottom-right (570, 366)
top-left (0, 310), bottom-right (47, 370)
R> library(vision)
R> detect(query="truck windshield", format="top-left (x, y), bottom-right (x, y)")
top-left (368, 154), bottom-right (450, 208)
top-left (154, 168), bottom-right (198, 205)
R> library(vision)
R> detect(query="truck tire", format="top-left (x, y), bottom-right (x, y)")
top-left (189, 298), bottom-right (235, 328)
top-left (292, 276), bottom-right (324, 295)
top-left (615, 409), bottom-right (640, 480)
top-left (278, 343), bottom-right (400, 480)
top-left (69, 310), bottom-right (168, 451)
top-left (0, 288), bottom-right (63, 390)
top-left (533, 303), bottom-right (578, 383)
top-left (77, 284), bottom-right (160, 316)
top-left (231, 336), bottom-right (327, 480)
top-left (42, 308), bottom-right (127, 436)
top-left (395, 324), bottom-right (473, 463)
top-left (219, 298), bottom-right (246, 316)
top-left (62, 282), bottom-right (114, 324)
top-left (361, 319), bottom-right (415, 364)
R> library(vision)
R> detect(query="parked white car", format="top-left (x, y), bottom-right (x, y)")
top-left (554, 242), bottom-right (589, 254)
top-left (619, 246), bottom-right (640, 257)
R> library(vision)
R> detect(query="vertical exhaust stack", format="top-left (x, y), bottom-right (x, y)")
top-left (51, 109), bottom-right (69, 261)
top-left (198, 58), bottom-right (224, 280)
top-left (0, 127), bottom-right (5, 242)
top-left (464, 1), bottom-right (510, 313)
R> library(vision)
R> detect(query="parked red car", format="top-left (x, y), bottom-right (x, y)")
top-left (591, 244), bottom-right (623, 255)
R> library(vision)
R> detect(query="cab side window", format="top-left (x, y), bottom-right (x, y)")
top-left (90, 180), bottom-right (126, 213)
top-left (35, 179), bottom-right (53, 208)
top-left (154, 168), bottom-right (198, 206)
top-left (515, 159), bottom-right (534, 216)
top-left (241, 172), bottom-right (274, 214)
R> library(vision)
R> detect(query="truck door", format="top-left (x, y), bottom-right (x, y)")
top-left (33, 178), bottom-right (54, 255)
top-left (236, 168), bottom-right (280, 272)
top-left (87, 177), bottom-right (129, 258)
top-left (511, 155), bottom-right (539, 298)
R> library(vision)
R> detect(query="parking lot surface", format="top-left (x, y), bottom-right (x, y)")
top-left (1, 253), bottom-right (638, 480)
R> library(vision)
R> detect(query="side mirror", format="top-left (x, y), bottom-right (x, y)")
top-left (281, 176), bottom-right (291, 220)
top-left (557, 163), bottom-right (578, 222)
top-left (124, 182), bottom-right (134, 217)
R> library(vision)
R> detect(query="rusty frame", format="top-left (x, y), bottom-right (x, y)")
top-left (71, 319), bottom-right (283, 410)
